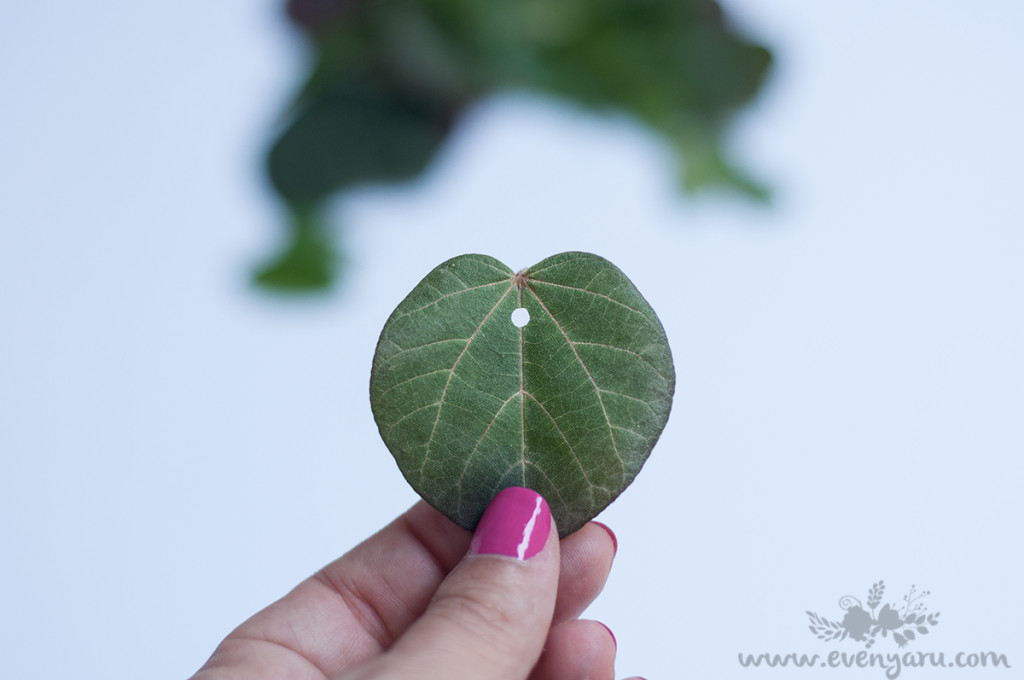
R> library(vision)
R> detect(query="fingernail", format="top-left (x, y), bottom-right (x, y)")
top-left (593, 521), bottom-right (617, 555)
top-left (470, 487), bottom-right (551, 560)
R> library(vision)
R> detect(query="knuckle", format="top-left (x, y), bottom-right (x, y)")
top-left (429, 583), bottom-right (522, 645)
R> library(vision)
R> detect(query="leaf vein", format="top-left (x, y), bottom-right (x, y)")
top-left (524, 391), bottom-right (596, 505)
top-left (477, 259), bottom-right (516, 277)
top-left (519, 312), bottom-right (526, 485)
top-left (384, 401), bottom-right (441, 430)
top-left (524, 284), bottom-right (625, 475)
top-left (392, 280), bottom-right (510, 320)
top-left (456, 391), bottom-right (520, 513)
top-left (419, 284), bottom-right (516, 480)
top-left (497, 459), bottom-right (569, 508)
top-left (527, 279), bottom-right (656, 325)
top-left (522, 255), bottom-right (592, 277)
top-left (385, 337), bottom-right (469, 361)
top-left (598, 388), bottom-right (658, 412)
top-left (574, 342), bottom-right (672, 382)
top-left (376, 369), bottom-right (451, 398)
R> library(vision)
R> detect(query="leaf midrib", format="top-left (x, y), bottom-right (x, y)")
top-left (416, 267), bottom-right (651, 492)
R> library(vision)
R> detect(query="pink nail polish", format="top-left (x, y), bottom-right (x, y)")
top-left (470, 487), bottom-right (551, 560)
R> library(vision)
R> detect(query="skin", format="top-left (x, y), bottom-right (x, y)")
top-left (190, 500), bottom-right (643, 680)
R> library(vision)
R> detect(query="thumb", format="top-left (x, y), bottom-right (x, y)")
top-left (341, 487), bottom-right (558, 680)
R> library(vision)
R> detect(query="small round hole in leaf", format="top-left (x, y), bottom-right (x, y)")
top-left (511, 307), bottom-right (530, 327)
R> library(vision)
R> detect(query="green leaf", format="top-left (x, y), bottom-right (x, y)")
top-left (253, 211), bottom-right (339, 292)
top-left (259, 1), bottom-right (775, 292)
top-left (370, 252), bottom-right (675, 536)
top-left (267, 79), bottom-right (453, 208)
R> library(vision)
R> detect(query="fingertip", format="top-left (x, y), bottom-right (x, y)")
top-left (531, 619), bottom-right (616, 680)
top-left (470, 487), bottom-right (553, 561)
top-left (552, 521), bottom-right (617, 623)
top-left (380, 488), bottom-right (561, 680)
top-left (597, 620), bottom-right (616, 650)
top-left (592, 521), bottom-right (617, 555)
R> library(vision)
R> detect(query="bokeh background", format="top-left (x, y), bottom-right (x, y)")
top-left (2, 1), bottom-right (1022, 678)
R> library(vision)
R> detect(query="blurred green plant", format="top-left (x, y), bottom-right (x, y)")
top-left (256, 0), bottom-right (772, 291)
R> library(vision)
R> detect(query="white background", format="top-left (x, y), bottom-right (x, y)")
top-left (2, 1), bottom-right (1022, 678)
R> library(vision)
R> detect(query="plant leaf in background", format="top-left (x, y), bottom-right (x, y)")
top-left (256, 0), bottom-right (773, 291)
top-left (370, 252), bottom-right (675, 536)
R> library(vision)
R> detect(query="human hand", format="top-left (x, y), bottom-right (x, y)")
top-left (190, 487), bottom-right (644, 680)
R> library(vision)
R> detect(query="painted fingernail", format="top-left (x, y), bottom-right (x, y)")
top-left (470, 487), bottom-right (551, 560)
top-left (593, 521), bottom-right (617, 555)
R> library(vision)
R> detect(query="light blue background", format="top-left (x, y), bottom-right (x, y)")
top-left (2, 1), bottom-right (1021, 678)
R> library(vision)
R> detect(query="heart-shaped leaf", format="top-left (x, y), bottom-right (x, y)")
top-left (370, 252), bottom-right (675, 536)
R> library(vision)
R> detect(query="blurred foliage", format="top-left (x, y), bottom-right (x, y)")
top-left (256, 0), bottom-right (772, 291)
